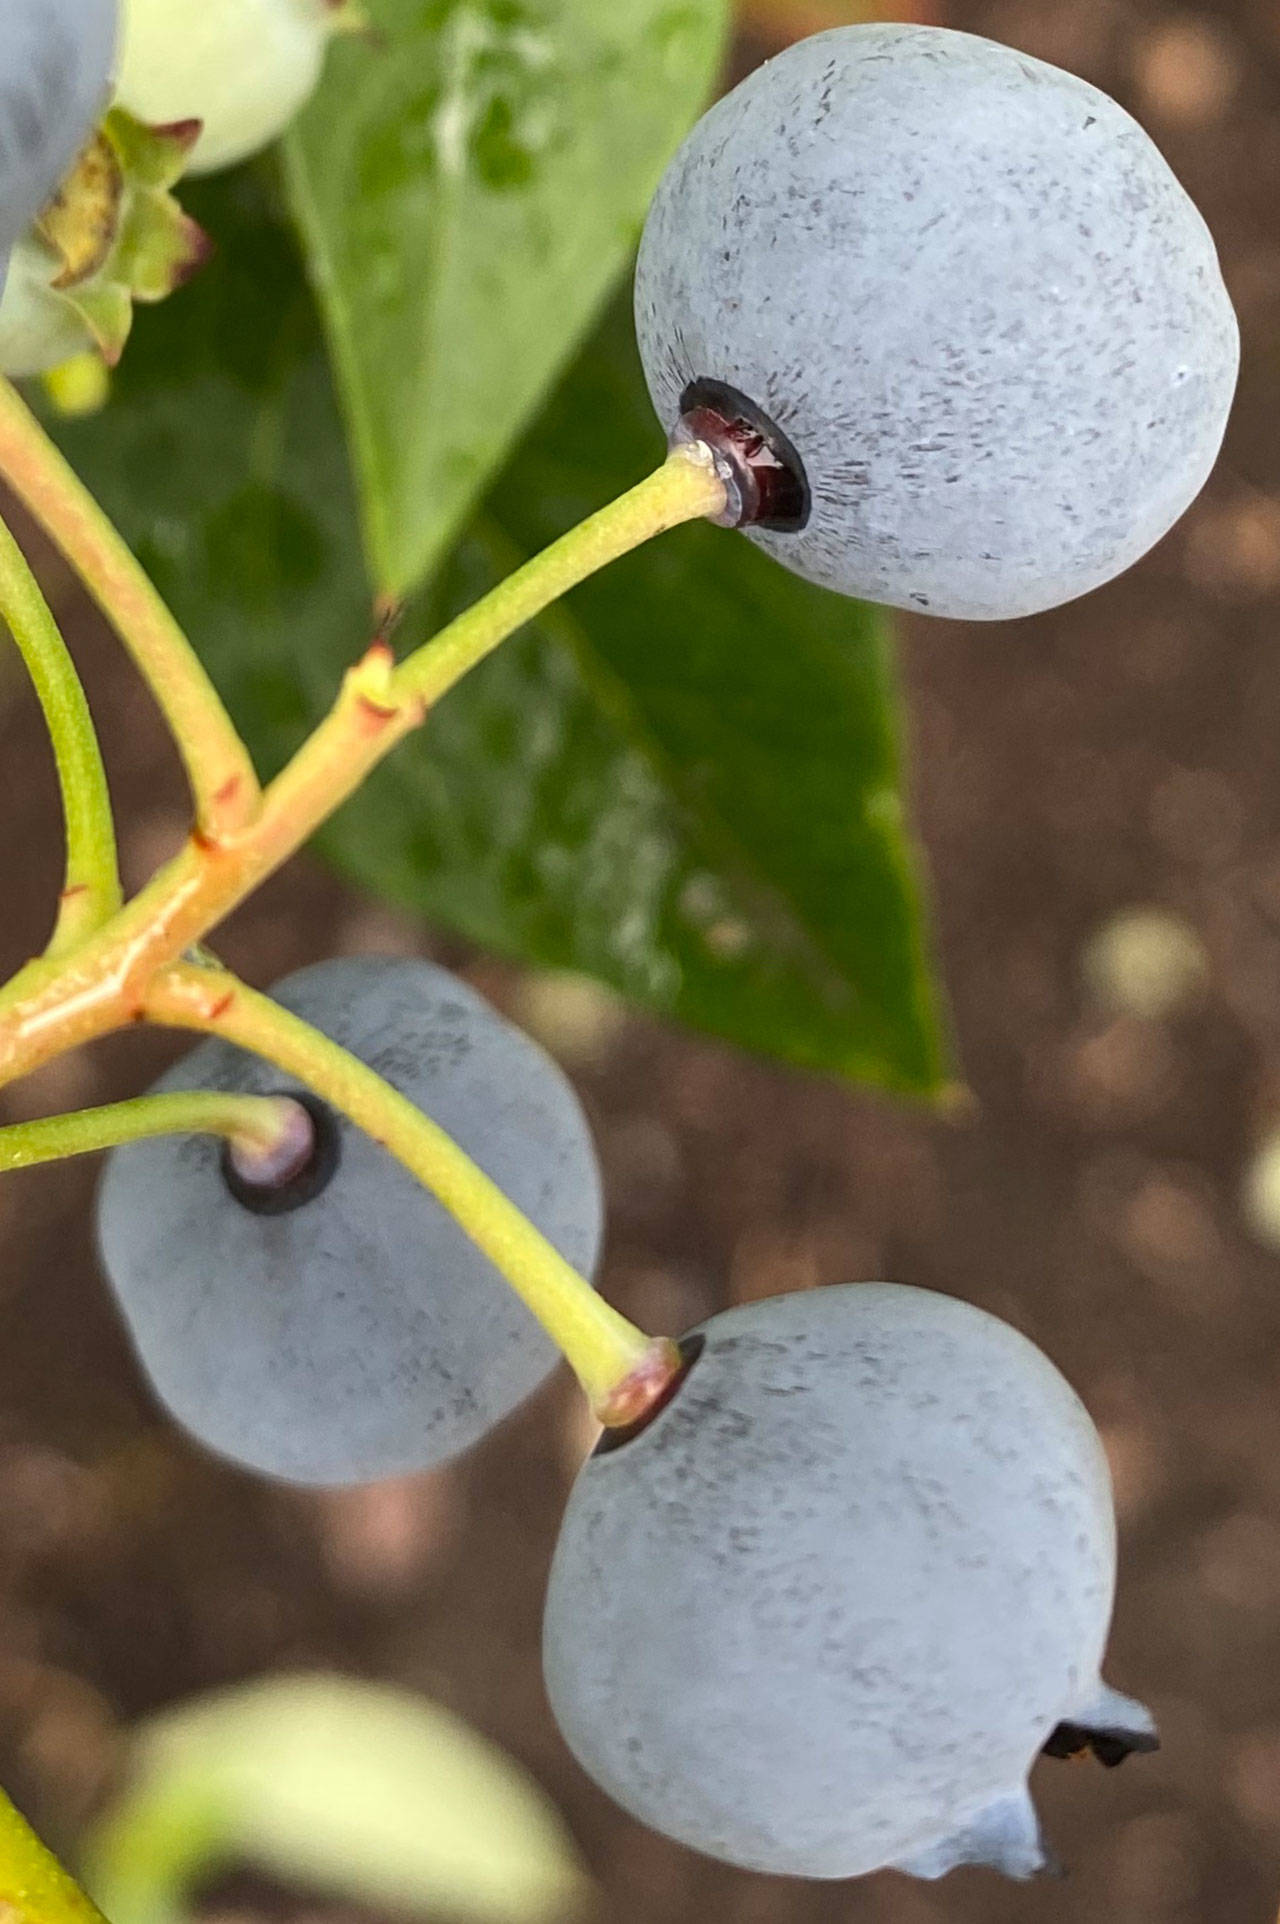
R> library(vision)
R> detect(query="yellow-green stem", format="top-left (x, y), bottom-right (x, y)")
top-left (0, 512), bottom-right (121, 953)
top-left (0, 1784), bottom-right (106, 1924)
top-left (146, 962), bottom-right (676, 1420)
top-left (0, 379), bottom-right (261, 841)
top-left (0, 1090), bottom-right (305, 1172)
top-left (393, 442), bottom-right (725, 706)
top-left (0, 449), bottom-right (728, 1094)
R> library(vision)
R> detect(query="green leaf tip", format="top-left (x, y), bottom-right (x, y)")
top-left (284, 0), bottom-right (733, 599)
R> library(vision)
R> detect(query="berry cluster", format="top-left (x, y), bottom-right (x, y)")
top-left (97, 959), bottom-right (1159, 1882)
top-left (0, 4), bottom-right (1241, 1894)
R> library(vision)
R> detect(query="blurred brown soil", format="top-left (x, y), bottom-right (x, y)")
top-left (2, 3), bottom-right (1280, 1922)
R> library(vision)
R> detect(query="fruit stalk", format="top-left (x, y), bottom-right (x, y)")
top-left (0, 510), bottom-right (121, 952)
top-left (0, 449), bottom-right (727, 1090)
top-left (0, 379), bottom-right (262, 842)
top-left (0, 1090), bottom-right (311, 1172)
top-left (145, 961), bottom-right (678, 1420)
top-left (394, 443), bottom-right (725, 706)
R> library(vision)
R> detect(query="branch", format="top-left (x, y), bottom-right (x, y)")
top-left (0, 511), bottom-right (121, 952)
top-left (0, 379), bottom-right (262, 842)
top-left (0, 449), bottom-right (725, 1089)
top-left (0, 1089), bottom-right (311, 1172)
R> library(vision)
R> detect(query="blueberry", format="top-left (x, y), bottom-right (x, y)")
top-left (0, 0), bottom-right (116, 259)
top-left (543, 1283), bottom-right (1155, 1879)
top-left (96, 958), bottom-right (604, 1486)
top-left (635, 25), bottom-right (1238, 620)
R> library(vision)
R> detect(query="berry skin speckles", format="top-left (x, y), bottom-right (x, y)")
top-left (543, 1283), bottom-right (1156, 1880)
top-left (96, 958), bottom-right (604, 1486)
top-left (636, 24), bottom-right (1239, 621)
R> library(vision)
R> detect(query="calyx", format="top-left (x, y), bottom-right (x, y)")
top-left (29, 110), bottom-right (210, 367)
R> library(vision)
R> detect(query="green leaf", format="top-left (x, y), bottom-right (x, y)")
top-left (283, 0), bottom-right (731, 599)
top-left (49, 166), bottom-right (946, 1093)
top-left (81, 1674), bottom-right (590, 1924)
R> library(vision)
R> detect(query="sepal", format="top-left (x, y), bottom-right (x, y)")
top-left (0, 110), bottom-right (211, 376)
top-left (892, 1786), bottom-right (1053, 1882)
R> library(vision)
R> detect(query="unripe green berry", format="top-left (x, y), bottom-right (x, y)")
top-left (114, 0), bottom-right (352, 177)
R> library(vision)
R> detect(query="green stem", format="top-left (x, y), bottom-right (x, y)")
top-left (147, 963), bottom-right (679, 1424)
top-left (0, 450), bottom-right (727, 1121)
top-left (0, 512), bottom-right (121, 954)
top-left (0, 1783), bottom-right (107, 1924)
top-left (0, 379), bottom-right (262, 841)
top-left (0, 1090), bottom-right (308, 1172)
top-left (392, 443), bottom-right (725, 707)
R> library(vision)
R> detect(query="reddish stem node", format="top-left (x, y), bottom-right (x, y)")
top-left (596, 1336), bottom-right (687, 1432)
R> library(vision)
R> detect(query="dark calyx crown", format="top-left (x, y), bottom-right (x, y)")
top-left (674, 378), bottom-right (811, 534)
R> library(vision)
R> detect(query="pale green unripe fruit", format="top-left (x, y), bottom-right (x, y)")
top-left (114, 0), bottom-right (340, 176)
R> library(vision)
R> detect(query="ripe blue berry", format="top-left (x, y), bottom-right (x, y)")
top-left (636, 25), bottom-right (1238, 620)
top-left (0, 0), bottom-right (116, 258)
top-left (543, 1284), bottom-right (1154, 1880)
top-left (97, 958), bottom-right (604, 1486)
